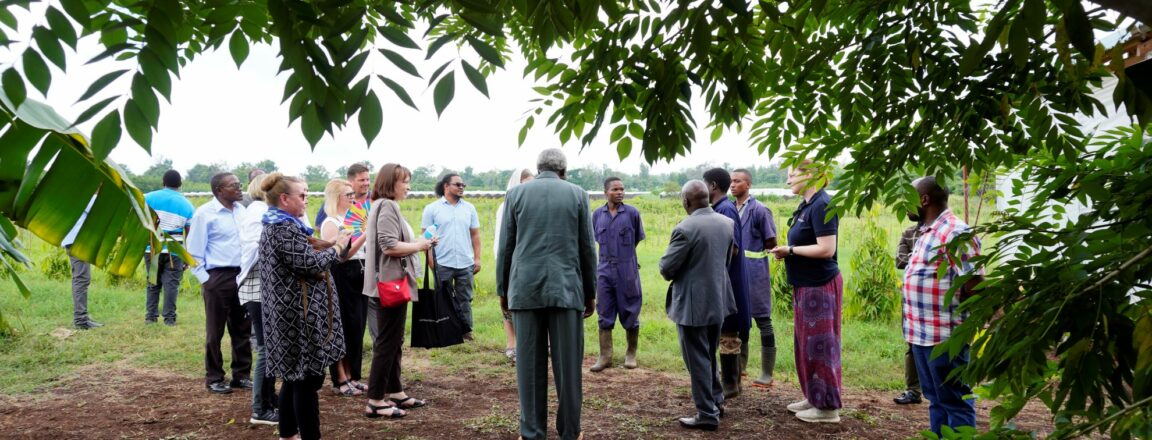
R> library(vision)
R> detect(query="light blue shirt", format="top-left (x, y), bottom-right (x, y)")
top-left (186, 197), bottom-right (245, 283)
top-left (421, 196), bottom-right (480, 269)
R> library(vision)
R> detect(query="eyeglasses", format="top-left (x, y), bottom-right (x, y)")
top-left (288, 192), bottom-right (306, 201)
top-left (221, 182), bottom-right (242, 190)
top-left (451, 183), bottom-right (467, 188)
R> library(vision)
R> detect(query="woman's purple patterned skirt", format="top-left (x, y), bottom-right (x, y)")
top-left (792, 273), bottom-right (843, 410)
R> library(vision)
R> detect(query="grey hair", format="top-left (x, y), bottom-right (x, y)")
top-left (537, 148), bottom-right (567, 173)
top-left (681, 180), bottom-right (710, 205)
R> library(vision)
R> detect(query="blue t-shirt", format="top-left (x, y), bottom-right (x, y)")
top-left (144, 188), bottom-right (195, 253)
top-left (784, 189), bottom-right (839, 287)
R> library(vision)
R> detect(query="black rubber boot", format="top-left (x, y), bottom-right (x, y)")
top-left (720, 354), bottom-right (742, 399)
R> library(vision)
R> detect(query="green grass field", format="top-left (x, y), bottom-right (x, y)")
top-left (0, 194), bottom-right (935, 395)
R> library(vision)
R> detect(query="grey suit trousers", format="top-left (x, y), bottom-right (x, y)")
top-left (678, 323), bottom-right (724, 424)
top-left (512, 308), bottom-right (584, 440)
top-left (67, 247), bottom-right (91, 325)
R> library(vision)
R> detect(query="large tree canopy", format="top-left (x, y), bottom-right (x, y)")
top-left (0, 0), bottom-right (1149, 437)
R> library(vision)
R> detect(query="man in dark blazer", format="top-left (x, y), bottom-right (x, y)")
top-left (496, 148), bottom-right (598, 440)
top-left (659, 180), bottom-right (738, 431)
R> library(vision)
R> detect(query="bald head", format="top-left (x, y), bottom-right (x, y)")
top-left (913, 176), bottom-right (949, 207)
top-left (681, 180), bottom-right (710, 214)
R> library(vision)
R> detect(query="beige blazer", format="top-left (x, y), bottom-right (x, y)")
top-left (362, 199), bottom-right (420, 301)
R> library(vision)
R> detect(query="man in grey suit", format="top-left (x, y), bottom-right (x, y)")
top-left (497, 148), bottom-right (597, 440)
top-left (659, 180), bottom-right (738, 431)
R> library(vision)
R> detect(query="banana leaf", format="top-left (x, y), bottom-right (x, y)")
top-left (0, 87), bottom-right (190, 332)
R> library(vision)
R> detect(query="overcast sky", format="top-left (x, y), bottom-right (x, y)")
top-left (2, 8), bottom-right (775, 178)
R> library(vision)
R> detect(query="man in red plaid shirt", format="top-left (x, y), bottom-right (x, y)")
top-left (902, 176), bottom-right (984, 436)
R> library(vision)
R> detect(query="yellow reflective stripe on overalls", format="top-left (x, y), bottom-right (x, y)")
top-left (744, 250), bottom-right (769, 259)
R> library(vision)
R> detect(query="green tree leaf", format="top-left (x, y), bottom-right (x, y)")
top-left (461, 60), bottom-right (488, 97)
top-left (610, 124), bottom-right (626, 142)
top-left (433, 70), bottom-right (455, 118)
top-left (89, 110), bottom-right (121, 160)
top-left (518, 115), bottom-right (534, 146)
top-left (130, 74), bottom-right (160, 128)
top-left (425, 32), bottom-right (456, 60)
top-left (123, 100), bottom-right (153, 151)
top-left (1061, 1), bottom-right (1095, 60)
top-left (31, 26), bottom-right (65, 69)
top-left (2, 68), bottom-right (26, 110)
top-left (58, 0), bottom-right (90, 28)
top-left (229, 31), bottom-right (249, 68)
top-left (466, 35), bottom-right (504, 68)
top-left (378, 26), bottom-right (419, 50)
top-left (379, 48), bottom-right (421, 78)
top-left (376, 75), bottom-right (418, 110)
top-left (76, 69), bottom-right (129, 103)
top-left (44, 6), bottom-right (77, 49)
top-left (300, 105), bottom-right (323, 147)
top-left (617, 136), bottom-right (632, 158)
top-left (21, 50), bottom-right (50, 96)
top-left (71, 95), bottom-right (118, 127)
top-left (358, 90), bottom-right (382, 146)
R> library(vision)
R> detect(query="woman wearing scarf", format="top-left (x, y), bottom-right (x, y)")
top-left (259, 173), bottom-right (351, 439)
top-left (493, 168), bottom-right (534, 363)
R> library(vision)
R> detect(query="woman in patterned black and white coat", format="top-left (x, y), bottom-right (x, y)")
top-left (259, 173), bottom-right (351, 440)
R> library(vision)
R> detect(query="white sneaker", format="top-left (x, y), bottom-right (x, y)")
top-left (786, 399), bottom-right (813, 413)
top-left (795, 407), bottom-right (840, 423)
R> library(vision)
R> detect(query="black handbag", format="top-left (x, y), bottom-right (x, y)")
top-left (410, 261), bottom-right (468, 349)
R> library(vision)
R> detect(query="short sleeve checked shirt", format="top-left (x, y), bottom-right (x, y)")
top-left (902, 209), bottom-right (981, 347)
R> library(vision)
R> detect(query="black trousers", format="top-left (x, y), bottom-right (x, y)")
top-left (366, 301), bottom-right (408, 400)
top-left (329, 260), bottom-right (367, 385)
top-left (203, 267), bottom-right (252, 384)
top-left (279, 374), bottom-right (325, 440)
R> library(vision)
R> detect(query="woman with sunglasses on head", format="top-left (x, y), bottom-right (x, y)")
top-left (768, 160), bottom-right (843, 424)
top-left (259, 173), bottom-right (352, 440)
top-left (362, 163), bottom-right (437, 419)
top-left (320, 179), bottom-right (369, 397)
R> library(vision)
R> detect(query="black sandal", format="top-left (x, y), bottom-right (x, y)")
top-left (390, 396), bottom-right (426, 409)
top-left (364, 403), bottom-right (406, 419)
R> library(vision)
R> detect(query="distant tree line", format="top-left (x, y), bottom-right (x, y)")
top-left (124, 159), bottom-right (805, 194)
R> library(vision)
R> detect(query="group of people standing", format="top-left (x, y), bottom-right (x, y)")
top-left (58, 147), bottom-right (982, 439)
top-left (181, 163), bottom-right (441, 439)
top-left (656, 161), bottom-right (843, 431)
top-left (490, 151), bottom-right (838, 439)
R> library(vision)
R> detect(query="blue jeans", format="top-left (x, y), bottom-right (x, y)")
top-left (244, 302), bottom-right (276, 414)
top-left (911, 344), bottom-right (976, 435)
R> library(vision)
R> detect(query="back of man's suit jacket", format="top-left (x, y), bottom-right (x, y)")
top-left (659, 207), bottom-right (737, 327)
top-left (495, 171), bottom-right (597, 311)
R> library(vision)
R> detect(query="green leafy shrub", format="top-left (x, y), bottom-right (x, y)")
top-left (772, 227), bottom-right (793, 318)
top-left (38, 252), bottom-right (71, 281)
top-left (846, 208), bottom-right (901, 322)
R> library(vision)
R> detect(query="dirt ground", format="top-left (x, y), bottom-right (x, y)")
top-left (0, 352), bottom-right (1056, 440)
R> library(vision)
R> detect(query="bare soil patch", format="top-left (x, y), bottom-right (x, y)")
top-left (0, 351), bottom-right (1055, 439)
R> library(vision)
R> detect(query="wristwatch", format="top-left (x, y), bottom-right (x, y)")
top-left (788, 245), bottom-right (794, 256)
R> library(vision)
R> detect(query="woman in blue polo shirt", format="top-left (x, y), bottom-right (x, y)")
top-left (770, 160), bottom-right (843, 424)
